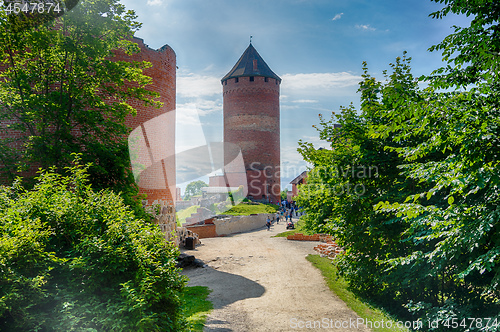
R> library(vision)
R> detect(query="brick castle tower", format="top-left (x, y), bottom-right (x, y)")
top-left (221, 43), bottom-right (281, 202)
top-left (117, 38), bottom-right (177, 208)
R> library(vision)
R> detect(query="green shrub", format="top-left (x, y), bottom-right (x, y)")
top-left (223, 202), bottom-right (278, 216)
top-left (0, 158), bottom-right (187, 331)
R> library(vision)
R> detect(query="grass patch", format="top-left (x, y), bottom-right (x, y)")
top-left (306, 255), bottom-right (410, 332)
top-left (273, 221), bottom-right (313, 237)
top-left (181, 286), bottom-right (213, 331)
top-left (223, 202), bottom-right (278, 216)
top-left (176, 205), bottom-right (200, 226)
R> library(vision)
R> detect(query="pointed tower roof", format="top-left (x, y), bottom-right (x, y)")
top-left (222, 43), bottom-right (281, 83)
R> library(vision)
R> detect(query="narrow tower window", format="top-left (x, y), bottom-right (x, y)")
top-left (249, 76), bottom-right (254, 82)
top-left (235, 77), bottom-right (239, 83)
top-left (264, 77), bottom-right (269, 82)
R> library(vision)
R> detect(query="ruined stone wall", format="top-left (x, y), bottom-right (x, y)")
top-left (176, 227), bottom-right (201, 247)
top-left (214, 213), bottom-right (270, 236)
top-left (152, 204), bottom-right (178, 245)
top-left (185, 213), bottom-right (272, 238)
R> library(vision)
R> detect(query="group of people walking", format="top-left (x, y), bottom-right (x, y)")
top-left (266, 206), bottom-right (299, 231)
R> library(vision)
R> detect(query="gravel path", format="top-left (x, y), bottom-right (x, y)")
top-left (181, 221), bottom-right (371, 332)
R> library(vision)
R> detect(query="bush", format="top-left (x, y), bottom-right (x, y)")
top-left (0, 158), bottom-right (187, 331)
top-left (297, 56), bottom-right (500, 328)
top-left (223, 202), bottom-right (278, 215)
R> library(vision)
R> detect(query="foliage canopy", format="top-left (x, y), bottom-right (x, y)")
top-left (0, 0), bottom-right (159, 213)
top-left (297, 0), bottom-right (500, 326)
top-left (183, 180), bottom-right (208, 201)
top-left (0, 157), bottom-right (187, 331)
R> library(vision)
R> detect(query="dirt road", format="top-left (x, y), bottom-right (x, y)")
top-left (181, 221), bottom-right (371, 332)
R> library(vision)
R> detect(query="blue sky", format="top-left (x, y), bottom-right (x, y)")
top-left (119, 0), bottom-right (470, 193)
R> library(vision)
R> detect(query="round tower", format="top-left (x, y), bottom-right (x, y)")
top-left (221, 43), bottom-right (281, 202)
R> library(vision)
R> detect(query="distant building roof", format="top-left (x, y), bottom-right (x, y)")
top-left (290, 171), bottom-right (308, 185)
top-left (221, 43), bottom-right (281, 83)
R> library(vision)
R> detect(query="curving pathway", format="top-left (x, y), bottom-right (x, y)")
top-left (182, 221), bottom-right (371, 332)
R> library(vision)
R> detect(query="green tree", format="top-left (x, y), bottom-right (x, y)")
top-left (0, 0), bottom-right (159, 206)
top-left (280, 189), bottom-right (287, 201)
top-left (297, 0), bottom-right (500, 324)
top-left (183, 180), bottom-right (208, 200)
top-left (373, 0), bottom-right (500, 323)
top-left (0, 157), bottom-right (187, 331)
top-left (297, 55), bottom-right (420, 299)
top-left (428, 0), bottom-right (500, 89)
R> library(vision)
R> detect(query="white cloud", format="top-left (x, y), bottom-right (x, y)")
top-left (175, 107), bottom-right (210, 154)
top-left (299, 135), bottom-right (328, 147)
top-left (202, 64), bottom-right (215, 72)
top-left (332, 13), bottom-right (344, 21)
top-left (292, 99), bottom-right (318, 103)
top-left (355, 24), bottom-right (376, 31)
top-left (146, 0), bottom-right (163, 6)
top-left (176, 100), bottom-right (222, 125)
top-left (177, 73), bottom-right (222, 98)
top-left (280, 104), bottom-right (300, 110)
top-left (281, 72), bottom-right (362, 93)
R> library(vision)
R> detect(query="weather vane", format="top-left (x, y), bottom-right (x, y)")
top-left (250, 35), bottom-right (253, 44)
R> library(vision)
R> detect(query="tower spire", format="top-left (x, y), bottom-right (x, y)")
top-left (221, 43), bottom-right (281, 83)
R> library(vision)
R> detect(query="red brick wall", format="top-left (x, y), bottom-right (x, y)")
top-left (286, 233), bottom-right (334, 242)
top-left (292, 176), bottom-right (307, 198)
top-left (209, 175), bottom-right (226, 187)
top-left (116, 38), bottom-right (177, 206)
top-left (287, 233), bottom-right (320, 241)
top-left (0, 54), bottom-right (41, 180)
top-left (186, 224), bottom-right (217, 239)
top-left (0, 37), bottom-right (176, 206)
top-left (222, 76), bottom-right (280, 202)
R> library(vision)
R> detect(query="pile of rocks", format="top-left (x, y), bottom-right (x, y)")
top-left (176, 253), bottom-right (206, 268)
top-left (313, 241), bottom-right (343, 259)
top-left (146, 202), bottom-right (203, 249)
top-left (176, 227), bottom-right (201, 247)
